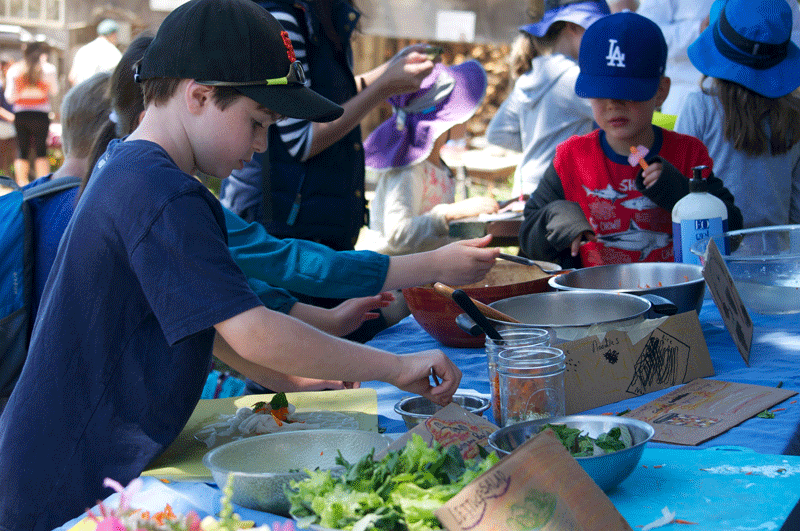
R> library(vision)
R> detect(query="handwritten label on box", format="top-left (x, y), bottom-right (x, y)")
top-left (561, 311), bottom-right (715, 414)
top-left (435, 430), bottom-right (632, 531)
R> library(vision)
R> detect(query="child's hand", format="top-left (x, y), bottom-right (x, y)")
top-left (329, 292), bottom-right (394, 337)
top-left (392, 350), bottom-right (462, 406)
top-left (571, 230), bottom-right (597, 256)
top-left (431, 235), bottom-right (499, 286)
top-left (445, 196), bottom-right (499, 221)
top-left (640, 161), bottom-right (664, 189)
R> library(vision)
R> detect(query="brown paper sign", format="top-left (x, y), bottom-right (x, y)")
top-left (626, 378), bottom-right (796, 445)
top-left (562, 311), bottom-right (715, 414)
top-left (378, 402), bottom-right (498, 460)
top-left (701, 238), bottom-right (753, 365)
top-left (435, 430), bottom-right (632, 531)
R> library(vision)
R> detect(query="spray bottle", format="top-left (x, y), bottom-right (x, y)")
top-left (672, 165), bottom-right (728, 264)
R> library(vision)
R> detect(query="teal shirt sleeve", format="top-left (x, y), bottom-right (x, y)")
top-left (249, 277), bottom-right (297, 314)
top-left (224, 207), bottom-right (390, 298)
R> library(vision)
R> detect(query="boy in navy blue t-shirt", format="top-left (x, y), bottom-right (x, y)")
top-left (0, 1), bottom-right (463, 529)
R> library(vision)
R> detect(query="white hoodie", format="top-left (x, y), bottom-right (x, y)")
top-left (486, 53), bottom-right (595, 196)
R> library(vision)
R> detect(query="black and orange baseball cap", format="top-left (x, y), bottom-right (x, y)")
top-left (137, 0), bottom-right (343, 122)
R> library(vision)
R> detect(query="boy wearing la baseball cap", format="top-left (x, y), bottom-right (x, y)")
top-left (519, 11), bottom-right (742, 268)
top-left (0, 0), bottom-right (463, 528)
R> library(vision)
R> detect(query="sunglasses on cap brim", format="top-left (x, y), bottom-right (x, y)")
top-left (198, 61), bottom-right (306, 87)
top-left (133, 60), bottom-right (307, 87)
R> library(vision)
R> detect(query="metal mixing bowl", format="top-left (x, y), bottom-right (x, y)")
top-left (394, 394), bottom-right (491, 430)
top-left (691, 224), bottom-right (800, 315)
top-left (487, 415), bottom-right (654, 491)
top-left (548, 262), bottom-right (705, 315)
top-left (202, 429), bottom-right (390, 515)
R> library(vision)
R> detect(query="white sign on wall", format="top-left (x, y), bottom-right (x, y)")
top-left (149, 0), bottom-right (190, 12)
top-left (435, 10), bottom-right (476, 42)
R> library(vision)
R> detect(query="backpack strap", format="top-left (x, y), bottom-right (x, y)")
top-left (0, 176), bottom-right (19, 192)
top-left (22, 176), bottom-right (81, 202)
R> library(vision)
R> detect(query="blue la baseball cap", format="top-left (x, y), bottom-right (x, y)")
top-left (688, 0), bottom-right (800, 98)
top-left (575, 11), bottom-right (668, 101)
top-left (520, 0), bottom-right (610, 38)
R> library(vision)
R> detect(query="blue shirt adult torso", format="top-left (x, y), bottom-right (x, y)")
top-left (0, 139), bottom-right (262, 531)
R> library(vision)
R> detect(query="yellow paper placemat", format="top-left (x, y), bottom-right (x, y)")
top-left (143, 388), bottom-right (378, 481)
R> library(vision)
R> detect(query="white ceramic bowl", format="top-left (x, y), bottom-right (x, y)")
top-left (202, 429), bottom-right (390, 515)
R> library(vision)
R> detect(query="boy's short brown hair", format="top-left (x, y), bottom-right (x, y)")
top-left (142, 78), bottom-right (241, 111)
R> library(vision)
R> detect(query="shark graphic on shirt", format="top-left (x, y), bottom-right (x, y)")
top-left (583, 184), bottom-right (627, 204)
top-left (597, 220), bottom-right (671, 261)
top-left (621, 195), bottom-right (658, 211)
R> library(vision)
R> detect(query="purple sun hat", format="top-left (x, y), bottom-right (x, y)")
top-left (364, 60), bottom-right (487, 170)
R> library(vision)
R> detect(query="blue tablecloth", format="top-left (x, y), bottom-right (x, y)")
top-left (59, 298), bottom-right (800, 530)
top-left (363, 298), bottom-right (800, 454)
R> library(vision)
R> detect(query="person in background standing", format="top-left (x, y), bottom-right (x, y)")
top-left (219, 0), bottom-right (435, 252)
top-left (68, 18), bottom-right (123, 87)
top-left (0, 53), bottom-right (16, 174)
top-left (5, 40), bottom-right (57, 186)
top-left (674, 0), bottom-right (800, 228)
top-left (486, 0), bottom-right (610, 196)
top-left (635, 0), bottom-right (800, 115)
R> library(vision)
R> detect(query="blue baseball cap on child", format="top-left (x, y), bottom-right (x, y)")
top-left (520, 0), bottom-right (610, 38)
top-left (575, 11), bottom-right (668, 101)
top-left (688, 0), bottom-right (800, 98)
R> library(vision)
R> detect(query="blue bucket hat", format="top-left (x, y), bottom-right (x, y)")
top-left (688, 0), bottom-right (800, 98)
top-left (520, 0), bottom-right (610, 38)
top-left (575, 11), bottom-right (667, 101)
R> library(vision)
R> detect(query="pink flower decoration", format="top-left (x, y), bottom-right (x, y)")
top-left (96, 516), bottom-right (126, 531)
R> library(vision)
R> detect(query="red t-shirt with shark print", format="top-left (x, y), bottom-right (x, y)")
top-left (555, 128), bottom-right (713, 266)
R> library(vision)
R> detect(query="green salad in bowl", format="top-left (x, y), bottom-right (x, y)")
top-left (286, 434), bottom-right (499, 531)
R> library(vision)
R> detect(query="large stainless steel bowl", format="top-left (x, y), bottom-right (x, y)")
top-left (202, 429), bottom-right (389, 515)
top-left (691, 224), bottom-right (800, 315)
top-left (487, 415), bottom-right (654, 491)
top-left (474, 291), bottom-right (675, 343)
top-left (548, 262), bottom-right (705, 315)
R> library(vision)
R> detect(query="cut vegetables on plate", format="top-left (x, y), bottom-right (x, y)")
top-left (194, 392), bottom-right (360, 448)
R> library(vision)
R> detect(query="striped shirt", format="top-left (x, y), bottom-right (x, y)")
top-left (269, 5), bottom-right (315, 161)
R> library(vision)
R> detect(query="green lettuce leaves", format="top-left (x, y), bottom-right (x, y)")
top-left (286, 434), bottom-right (499, 531)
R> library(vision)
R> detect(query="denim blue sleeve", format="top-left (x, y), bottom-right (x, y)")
top-left (224, 207), bottom-right (390, 298)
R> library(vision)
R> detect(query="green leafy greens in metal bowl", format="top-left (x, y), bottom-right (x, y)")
top-left (542, 423), bottom-right (634, 457)
top-left (286, 434), bottom-right (499, 531)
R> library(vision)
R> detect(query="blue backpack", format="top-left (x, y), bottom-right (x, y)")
top-left (0, 175), bottom-right (81, 400)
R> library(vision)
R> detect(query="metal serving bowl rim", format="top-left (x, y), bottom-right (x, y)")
top-left (486, 414), bottom-right (655, 458)
top-left (691, 224), bottom-right (800, 262)
top-left (393, 394), bottom-right (491, 420)
top-left (486, 291), bottom-right (656, 328)
top-left (202, 429), bottom-right (389, 476)
top-left (547, 263), bottom-right (705, 293)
